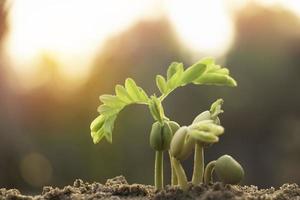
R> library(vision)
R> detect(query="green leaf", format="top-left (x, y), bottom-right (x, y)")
top-left (210, 99), bottom-right (224, 119)
top-left (97, 104), bottom-right (119, 116)
top-left (156, 75), bottom-right (168, 94)
top-left (195, 123), bottom-right (224, 136)
top-left (181, 62), bottom-right (207, 85)
top-left (194, 73), bottom-right (237, 87)
top-left (125, 78), bottom-right (141, 101)
top-left (213, 68), bottom-right (229, 75)
top-left (188, 130), bottom-right (219, 143)
top-left (167, 62), bottom-right (183, 80)
top-left (149, 96), bottom-right (165, 122)
top-left (192, 111), bottom-right (211, 124)
top-left (189, 120), bottom-right (224, 137)
top-left (90, 115), bottom-right (105, 132)
top-left (103, 115), bottom-right (117, 143)
top-left (99, 94), bottom-right (125, 108)
top-left (207, 65), bottom-right (221, 73)
top-left (91, 126), bottom-right (105, 144)
top-left (115, 84), bottom-right (132, 103)
top-left (125, 78), bottom-right (149, 103)
top-left (167, 64), bottom-right (184, 90)
top-left (138, 87), bottom-right (149, 102)
top-left (199, 57), bottom-right (214, 65)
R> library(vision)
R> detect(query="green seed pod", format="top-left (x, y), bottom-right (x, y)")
top-left (214, 155), bottom-right (244, 184)
top-left (192, 111), bottom-right (211, 124)
top-left (177, 136), bottom-right (195, 161)
top-left (170, 126), bottom-right (188, 158)
top-left (150, 121), bottom-right (172, 151)
top-left (168, 121), bottom-right (180, 135)
top-left (170, 127), bottom-right (195, 161)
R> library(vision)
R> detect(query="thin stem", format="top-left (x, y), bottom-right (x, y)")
top-left (155, 151), bottom-right (164, 190)
top-left (169, 151), bottom-right (178, 185)
top-left (204, 160), bottom-right (216, 184)
top-left (172, 158), bottom-right (188, 191)
top-left (192, 143), bottom-right (204, 185)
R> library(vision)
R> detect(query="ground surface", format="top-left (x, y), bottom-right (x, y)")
top-left (0, 176), bottom-right (299, 200)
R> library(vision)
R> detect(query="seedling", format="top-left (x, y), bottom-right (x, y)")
top-left (170, 99), bottom-right (244, 190)
top-left (90, 57), bottom-right (238, 190)
top-left (204, 155), bottom-right (244, 184)
top-left (170, 99), bottom-right (225, 190)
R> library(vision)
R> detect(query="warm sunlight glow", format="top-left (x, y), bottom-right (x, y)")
top-left (6, 0), bottom-right (156, 84)
top-left (164, 0), bottom-right (234, 57)
top-left (5, 0), bottom-right (300, 89)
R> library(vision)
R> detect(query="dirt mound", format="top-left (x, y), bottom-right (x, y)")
top-left (0, 176), bottom-right (299, 200)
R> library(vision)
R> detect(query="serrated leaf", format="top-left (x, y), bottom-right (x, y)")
top-left (90, 115), bottom-right (105, 132)
top-left (167, 64), bottom-right (184, 90)
top-left (97, 104), bottom-right (119, 116)
top-left (156, 75), bottom-right (168, 94)
top-left (91, 126), bottom-right (105, 144)
top-left (115, 84), bottom-right (132, 103)
top-left (194, 73), bottom-right (237, 87)
top-left (167, 62), bottom-right (183, 80)
top-left (99, 94), bottom-right (125, 108)
top-left (181, 62), bottom-right (207, 85)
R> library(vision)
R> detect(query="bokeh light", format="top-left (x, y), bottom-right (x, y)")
top-left (20, 152), bottom-right (52, 187)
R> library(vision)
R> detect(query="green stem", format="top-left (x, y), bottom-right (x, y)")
top-left (204, 160), bottom-right (216, 184)
top-left (155, 151), bottom-right (164, 190)
top-left (172, 158), bottom-right (188, 191)
top-left (192, 143), bottom-right (204, 185)
top-left (169, 151), bottom-right (178, 185)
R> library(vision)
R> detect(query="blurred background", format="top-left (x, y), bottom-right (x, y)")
top-left (0, 0), bottom-right (299, 193)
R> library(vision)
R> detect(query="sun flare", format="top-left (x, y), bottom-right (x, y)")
top-left (5, 0), bottom-right (300, 89)
top-left (5, 0), bottom-right (155, 84)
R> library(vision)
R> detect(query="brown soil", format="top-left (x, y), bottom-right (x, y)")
top-left (0, 176), bottom-right (299, 200)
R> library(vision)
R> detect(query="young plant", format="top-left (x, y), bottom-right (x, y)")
top-left (190, 99), bottom-right (225, 185)
top-left (170, 100), bottom-right (245, 191)
top-left (170, 108), bottom-right (225, 190)
top-left (204, 155), bottom-right (244, 184)
top-left (90, 57), bottom-right (236, 190)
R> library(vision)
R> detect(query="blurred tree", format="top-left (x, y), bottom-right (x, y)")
top-left (225, 3), bottom-right (300, 187)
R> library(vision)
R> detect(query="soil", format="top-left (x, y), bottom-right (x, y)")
top-left (0, 176), bottom-right (299, 200)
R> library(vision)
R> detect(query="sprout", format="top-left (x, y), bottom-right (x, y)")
top-left (170, 120), bottom-right (224, 191)
top-left (204, 155), bottom-right (244, 184)
top-left (189, 99), bottom-right (224, 185)
top-left (189, 120), bottom-right (224, 185)
top-left (166, 121), bottom-right (180, 185)
top-left (169, 126), bottom-right (190, 190)
top-left (89, 57), bottom-right (238, 190)
top-left (149, 121), bottom-right (172, 190)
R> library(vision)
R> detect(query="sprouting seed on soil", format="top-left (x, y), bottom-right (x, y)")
top-left (90, 57), bottom-right (243, 190)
